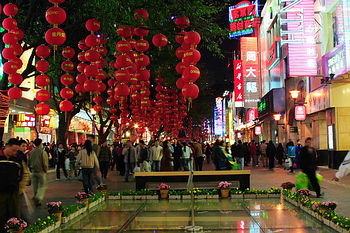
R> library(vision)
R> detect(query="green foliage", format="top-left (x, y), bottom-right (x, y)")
top-left (24, 215), bottom-right (57, 233)
top-left (88, 192), bottom-right (105, 203)
top-left (62, 203), bottom-right (86, 217)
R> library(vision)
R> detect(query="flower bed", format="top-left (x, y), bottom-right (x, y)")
top-left (282, 189), bottom-right (350, 232)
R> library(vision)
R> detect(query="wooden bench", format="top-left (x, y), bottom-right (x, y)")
top-left (134, 170), bottom-right (250, 190)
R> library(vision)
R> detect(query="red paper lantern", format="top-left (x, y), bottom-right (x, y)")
top-left (175, 16), bottom-right (190, 29)
top-left (4, 61), bottom-right (19, 74)
top-left (115, 54), bottom-right (132, 68)
top-left (36, 89), bottom-right (51, 102)
top-left (59, 100), bottom-right (73, 112)
top-left (110, 107), bottom-right (118, 114)
top-left (152, 33), bottom-right (168, 47)
top-left (62, 47), bottom-right (75, 59)
top-left (3, 3), bottom-right (18, 16)
top-left (135, 40), bottom-right (150, 52)
top-left (10, 57), bottom-right (22, 69)
top-left (175, 46), bottom-right (186, 59)
top-left (48, 0), bottom-right (65, 4)
top-left (36, 45), bottom-right (50, 58)
top-left (182, 49), bottom-right (201, 66)
top-left (77, 52), bottom-right (86, 62)
top-left (2, 32), bottom-right (18, 45)
top-left (83, 79), bottom-right (98, 92)
top-left (77, 62), bottom-right (87, 72)
top-left (176, 78), bottom-right (186, 89)
top-left (184, 31), bottom-right (201, 45)
top-left (76, 73), bottom-right (87, 84)
top-left (182, 66), bottom-right (200, 82)
top-left (8, 87), bottom-right (22, 99)
top-left (93, 104), bottom-right (103, 112)
top-left (84, 49), bottom-right (100, 62)
top-left (10, 44), bottom-right (23, 56)
top-left (107, 79), bottom-right (117, 87)
top-left (36, 75), bottom-right (50, 87)
top-left (135, 54), bottom-right (150, 67)
top-left (182, 83), bottom-right (199, 99)
top-left (35, 60), bottom-right (49, 73)
top-left (110, 114), bottom-right (118, 121)
top-left (115, 83), bottom-right (130, 96)
top-left (175, 31), bottom-right (186, 44)
top-left (97, 46), bottom-right (108, 56)
top-left (125, 63), bottom-right (137, 74)
top-left (96, 70), bottom-right (107, 81)
top-left (115, 70), bottom-right (130, 82)
top-left (96, 82), bottom-right (106, 93)
top-left (45, 28), bottom-right (66, 46)
top-left (35, 103), bottom-right (50, 115)
top-left (85, 19), bottom-right (100, 32)
top-left (85, 34), bottom-right (100, 47)
top-left (93, 96), bottom-right (102, 104)
top-left (75, 84), bottom-right (85, 93)
top-left (61, 60), bottom-right (74, 72)
top-left (134, 9), bottom-right (149, 21)
top-left (2, 18), bottom-right (17, 31)
top-left (45, 6), bottom-right (66, 25)
top-left (84, 64), bottom-right (99, 77)
top-left (8, 73), bottom-right (22, 85)
top-left (117, 26), bottom-right (132, 38)
top-left (2, 48), bottom-right (17, 60)
top-left (60, 87), bottom-right (74, 99)
top-left (175, 62), bottom-right (187, 74)
top-left (10, 28), bottom-right (24, 41)
top-left (60, 74), bottom-right (74, 86)
top-left (78, 40), bottom-right (88, 50)
top-left (116, 40), bottom-right (132, 53)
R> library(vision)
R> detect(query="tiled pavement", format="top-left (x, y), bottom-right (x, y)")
top-left (23, 165), bottom-right (350, 224)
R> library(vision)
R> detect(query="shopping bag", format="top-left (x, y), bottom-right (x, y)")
top-left (295, 173), bottom-right (323, 191)
top-left (285, 158), bottom-right (291, 169)
top-left (143, 161), bottom-right (152, 172)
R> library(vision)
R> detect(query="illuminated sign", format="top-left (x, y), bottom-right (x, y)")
top-left (246, 108), bottom-right (258, 123)
top-left (234, 60), bottom-right (244, 107)
top-left (295, 105), bottom-right (306, 121)
top-left (228, 1), bottom-right (260, 39)
top-left (0, 45), bottom-right (3, 82)
top-left (255, 126), bottom-right (262, 135)
top-left (16, 114), bottom-right (36, 127)
top-left (279, 0), bottom-right (317, 76)
top-left (241, 37), bottom-right (260, 108)
top-left (214, 97), bottom-right (223, 136)
top-left (322, 45), bottom-right (346, 77)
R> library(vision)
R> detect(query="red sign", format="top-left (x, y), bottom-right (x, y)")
top-left (246, 108), bottom-right (258, 123)
top-left (234, 60), bottom-right (244, 107)
top-left (241, 37), bottom-right (260, 108)
top-left (16, 114), bottom-right (35, 127)
top-left (255, 126), bottom-right (262, 135)
top-left (295, 105), bottom-right (306, 121)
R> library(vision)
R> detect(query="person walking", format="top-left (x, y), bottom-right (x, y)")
top-left (138, 141), bottom-right (150, 172)
top-left (98, 141), bottom-right (111, 179)
top-left (87, 135), bottom-right (102, 186)
top-left (299, 137), bottom-right (321, 197)
top-left (193, 139), bottom-right (204, 171)
top-left (287, 139), bottom-right (296, 173)
top-left (276, 143), bottom-right (285, 167)
top-left (234, 140), bottom-right (245, 170)
top-left (28, 138), bottom-right (48, 207)
top-left (75, 140), bottom-right (99, 193)
top-left (149, 141), bottom-right (163, 172)
top-left (110, 144), bottom-right (118, 171)
top-left (0, 139), bottom-right (23, 233)
top-left (182, 142), bottom-right (193, 171)
top-left (267, 140), bottom-right (276, 170)
top-left (161, 141), bottom-right (173, 171)
top-left (173, 141), bottom-right (183, 171)
top-left (55, 143), bottom-right (68, 180)
top-left (260, 140), bottom-right (268, 167)
top-left (122, 141), bottom-right (137, 182)
top-left (249, 140), bottom-right (258, 167)
top-left (204, 143), bottom-right (212, 164)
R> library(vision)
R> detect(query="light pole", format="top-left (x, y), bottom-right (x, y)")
top-left (273, 113), bottom-right (282, 144)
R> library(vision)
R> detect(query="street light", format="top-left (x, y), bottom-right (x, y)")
top-left (273, 113), bottom-right (282, 121)
top-left (290, 90), bottom-right (300, 99)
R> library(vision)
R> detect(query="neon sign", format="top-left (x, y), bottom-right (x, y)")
top-left (214, 97), bottom-right (223, 136)
top-left (234, 60), bottom-right (244, 107)
top-left (295, 105), bottom-right (306, 121)
top-left (229, 1), bottom-right (260, 39)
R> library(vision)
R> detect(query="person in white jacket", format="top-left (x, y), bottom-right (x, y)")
top-left (149, 141), bottom-right (163, 171)
top-left (333, 151), bottom-right (350, 181)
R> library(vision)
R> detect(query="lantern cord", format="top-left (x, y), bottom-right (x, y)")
top-left (53, 45), bottom-right (57, 63)
top-left (65, 111), bottom-right (67, 123)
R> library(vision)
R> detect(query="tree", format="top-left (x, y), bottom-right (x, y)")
top-left (0, 0), bottom-right (229, 142)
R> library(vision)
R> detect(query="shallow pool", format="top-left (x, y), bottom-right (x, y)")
top-left (60, 198), bottom-right (337, 232)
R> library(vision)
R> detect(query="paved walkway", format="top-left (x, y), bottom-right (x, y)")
top-left (23, 165), bottom-right (350, 224)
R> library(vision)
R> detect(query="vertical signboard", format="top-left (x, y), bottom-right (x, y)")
top-left (295, 105), bottom-right (306, 121)
top-left (234, 60), bottom-right (244, 107)
top-left (241, 37), bottom-right (261, 108)
top-left (280, 0), bottom-right (317, 76)
top-left (214, 97), bottom-right (223, 136)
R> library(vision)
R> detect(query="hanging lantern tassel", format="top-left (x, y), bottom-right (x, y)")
top-left (187, 97), bottom-right (192, 111)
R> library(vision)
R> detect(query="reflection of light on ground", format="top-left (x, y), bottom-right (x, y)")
top-left (276, 204), bottom-right (283, 210)
top-left (249, 221), bottom-right (260, 233)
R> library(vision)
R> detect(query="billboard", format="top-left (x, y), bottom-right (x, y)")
top-left (228, 1), bottom-right (260, 38)
top-left (234, 60), bottom-right (244, 107)
top-left (240, 37), bottom-right (261, 108)
top-left (214, 97), bottom-right (224, 136)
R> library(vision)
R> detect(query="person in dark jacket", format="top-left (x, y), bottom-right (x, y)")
top-left (56, 143), bottom-right (67, 180)
top-left (267, 140), bottom-right (276, 170)
top-left (161, 141), bottom-right (173, 171)
top-left (276, 143), bottom-right (285, 167)
top-left (299, 137), bottom-right (321, 197)
top-left (0, 138), bottom-right (22, 233)
top-left (98, 141), bottom-right (111, 179)
top-left (173, 141), bottom-right (183, 171)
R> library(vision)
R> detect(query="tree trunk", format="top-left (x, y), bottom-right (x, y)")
top-left (57, 113), bottom-right (73, 147)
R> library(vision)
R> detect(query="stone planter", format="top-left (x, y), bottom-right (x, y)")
top-left (197, 195), bottom-right (207, 199)
top-left (257, 194), bottom-right (269, 198)
top-left (160, 190), bottom-right (169, 199)
top-left (323, 218), bottom-right (331, 227)
top-left (231, 194), bottom-right (244, 199)
top-left (122, 195), bottom-right (134, 200)
top-left (182, 195), bottom-right (191, 200)
top-left (109, 195), bottom-right (121, 200)
top-left (134, 195), bottom-right (143, 200)
top-left (169, 195), bottom-right (181, 200)
top-left (268, 193), bottom-right (281, 198)
top-left (244, 194), bottom-right (257, 199)
top-left (147, 195), bottom-right (158, 200)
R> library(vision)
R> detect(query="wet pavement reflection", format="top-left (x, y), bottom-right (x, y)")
top-left (59, 198), bottom-right (337, 232)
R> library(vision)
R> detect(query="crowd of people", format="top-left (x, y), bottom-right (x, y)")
top-left (2, 135), bottom-right (350, 232)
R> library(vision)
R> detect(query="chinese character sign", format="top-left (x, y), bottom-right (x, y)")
top-left (295, 105), bottom-right (306, 121)
top-left (16, 114), bottom-right (36, 127)
top-left (241, 37), bottom-right (261, 108)
top-left (246, 108), bottom-right (258, 123)
top-left (234, 60), bottom-right (244, 107)
top-left (214, 97), bottom-right (224, 136)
